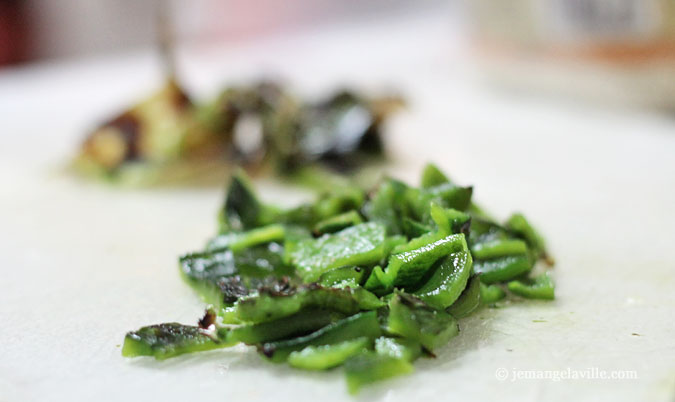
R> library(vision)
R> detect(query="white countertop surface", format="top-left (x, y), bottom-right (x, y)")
top-left (1, 10), bottom-right (674, 402)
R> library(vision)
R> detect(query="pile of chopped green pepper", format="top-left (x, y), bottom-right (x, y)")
top-left (123, 163), bottom-right (555, 393)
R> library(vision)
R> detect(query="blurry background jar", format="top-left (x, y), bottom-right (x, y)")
top-left (468, 0), bottom-right (675, 110)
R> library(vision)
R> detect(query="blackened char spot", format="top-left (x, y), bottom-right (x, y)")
top-left (457, 217), bottom-right (472, 237)
top-left (198, 309), bottom-right (216, 329)
top-left (258, 276), bottom-right (295, 297)
top-left (397, 292), bottom-right (433, 311)
top-left (260, 344), bottom-right (276, 358)
top-left (216, 276), bottom-right (250, 304)
top-left (423, 348), bottom-right (437, 358)
top-left (104, 112), bottom-right (141, 161)
top-left (171, 84), bottom-right (192, 110)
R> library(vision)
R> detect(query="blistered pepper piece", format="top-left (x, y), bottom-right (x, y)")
top-left (229, 283), bottom-right (384, 324)
top-left (386, 292), bottom-right (459, 351)
top-left (261, 311), bottom-right (382, 362)
top-left (229, 309), bottom-right (343, 344)
top-left (480, 282), bottom-right (506, 305)
top-left (447, 274), bottom-right (482, 318)
top-left (288, 222), bottom-right (390, 283)
top-left (287, 337), bottom-right (370, 370)
top-left (384, 233), bottom-right (467, 288)
top-left (344, 351), bottom-right (413, 394)
top-left (507, 273), bottom-right (555, 300)
top-left (122, 323), bottom-right (235, 360)
top-left (413, 251), bottom-right (473, 309)
top-left (474, 255), bottom-right (532, 284)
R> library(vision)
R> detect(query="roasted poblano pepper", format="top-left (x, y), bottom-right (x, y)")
top-left (123, 163), bottom-right (554, 393)
top-left (374, 336), bottom-right (422, 362)
top-left (413, 251), bottom-right (473, 310)
top-left (447, 275), bottom-right (482, 318)
top-left (362, 178), bottom-right (409, 235)
top-left (260, 311), bottom-right (382, 362)
top-left (220, 170), bottom-right (280, 231)
top-left (480, 282), bottom-right (507, 305)
top-left (384, 233), bottom-right (468, 288)
top-left (429, 202), bottom-right (471, 236)
top-left (287, 222), bottom-right (395, 283)
top-left (179, 243), bottom-right (293, 307)
top-left (473, 255), bottom-right (532, 284)
top-left (507, 272), bottom-right (555, 300)
top-left (471, 239), bottom-right (528, 260)
top-left (344, 352), bottom-right (414, 394)
top-left (420, 162), bottom-right (450, 188)
top-left (313, 210), bottom-right (364, 235)
top-left (506, 213), bottom-right (553, 264)
top-left (223, 282), bottom-right (384, 324)
top-left (386, 292), bottom-right (459, 351)
top-left (206, 224), bottom-right (285, 252)
top-left (317, 266), bottom-right (367, 287)
top-left (228, 308), bottom-right (344, 344)
top-left (75, 81), bottom-right (400, 187)
top-left (122, 322), bottom-right (235, 360)
top-left (287, 337), bottom-right (370, 370)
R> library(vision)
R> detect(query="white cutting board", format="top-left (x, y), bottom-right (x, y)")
top-left (1, 11), bottom-right (674, 402)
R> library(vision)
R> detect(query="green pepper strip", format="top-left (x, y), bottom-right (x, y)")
top-left (288, 222), bottom-right (390, 283)
top-left (413, 251), bottom-right (473, 309)
top-left (384, 233), bottom-right (467, 288)
top-left (261, 311), bottom-right (382, 362)
top-left (206, 224), bottom-right (285, 253)
top-left (480, 282), bottom-right (506, 304)
top-left (420, 163), bottom-right (450, 188)
top-left (506, 213), bottom-right (551, 263)
top-left (429, 202), bottom-right (470, 235)
top-left (227, 284), bottom-right (384, 324)
top-left (287, 337), bottom-right (370, 370)
top-left (313, 210), bottom-right (363, 235)
top-left (386, 292), bottom-right (459, 351)
top-left (474, 255), bottom-right (532, 284)
top-left (447, 275), bottom-right (482, 318)
top-left (374, 336), bottom-right (422, 362)
top-left (344, 352), bottom-right (413, 394)
top-left (507, 273), bottom-right (555, 300)
top-left (401, 217), bottom-right (433, 238)
top-left (122, 323), bottom-right (236, 360)
top-left (317, 266), bottom-right (367, 287)
top-left (228, 309), bottom-right (343, 344)
top-left (471, 239), bottom-right (528, 260)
